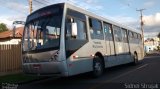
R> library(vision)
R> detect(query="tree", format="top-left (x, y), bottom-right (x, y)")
top-left (0, 23), bottom-right (9, 33)
top-left (158, 32), bottom-right (160, 39)
top-left (158, 32), bottom-right (160, 51)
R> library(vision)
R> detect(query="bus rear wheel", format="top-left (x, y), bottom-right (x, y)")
top-left (92, 56), bottom-right (104, 77)
top-left (133, 53), bottom-right (138, 65)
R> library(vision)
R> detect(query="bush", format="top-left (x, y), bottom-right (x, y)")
top-left (157, 46), bottom-right (160, 51)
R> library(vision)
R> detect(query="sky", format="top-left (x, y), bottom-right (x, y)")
top-left (0, 0), bottom-right (160, 38)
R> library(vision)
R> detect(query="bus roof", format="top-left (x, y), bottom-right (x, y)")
top-left (27, 2), bottom-right (141, 34)
top-left (65, 3), bottom-right (141, 34)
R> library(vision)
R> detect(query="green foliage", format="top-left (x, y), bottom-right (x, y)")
top-left (0, 23), bottom-right (9, 33)
top-left (158, 32), bottom-right (160, 39)
top-left (157, 46), bottom-right (160, 51)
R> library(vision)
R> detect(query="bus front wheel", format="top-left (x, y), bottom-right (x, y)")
top-left (92, 56), bottom-right (104, 77)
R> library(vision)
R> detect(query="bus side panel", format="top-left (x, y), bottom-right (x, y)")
top-left (66, 42), bottom-right (93, 76)
top-left (66, 40), bottom-right (106, 76)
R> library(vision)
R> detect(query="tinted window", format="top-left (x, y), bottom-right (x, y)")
top-left (66, 17), bottom-right (87, 40)
top-left (138, 34), bottom-right (141, 39)
top-left (113, 26), bottom-right (122, 42)
top-left (89, 18), bottom-right (104, 40)
top-left (138, 34), bottom-right (142, 44)
top-left (121, 28), bottom-right (128, 43)
top-left (129, 31), bottom-right (133, 38)
top-left (103, 23), bottom-right (113, 41)
top-left (133, 33), bottom-right (138, 39)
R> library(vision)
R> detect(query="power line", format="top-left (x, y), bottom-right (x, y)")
top-left (0, 1), bottom-right (28, 15)
top-left (41, 0), bottom-right (50, 4)
top-left (33, 0), bottom-right (48, 6)
top-left (32, 0), bottom-right (51, 11)
top-left (28, 0), bottom-right (50, 13)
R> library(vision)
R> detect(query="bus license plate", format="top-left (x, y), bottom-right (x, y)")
top-left (33, 64), bottom-right (41, 69)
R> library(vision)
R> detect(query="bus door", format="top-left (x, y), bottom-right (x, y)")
top-left (103, 23), bottom-right (115, 56)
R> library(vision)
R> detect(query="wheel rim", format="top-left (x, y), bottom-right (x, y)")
top-left (94, 61), bottom-right (102, 75)
top-left (134, 54), bottom-right (138, 63)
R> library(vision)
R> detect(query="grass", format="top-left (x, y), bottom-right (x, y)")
top-left (0, 73), bottom-right (41, 84)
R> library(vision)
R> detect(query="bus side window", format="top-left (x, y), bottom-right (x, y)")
top-left (89, 18), bottom-right (104, 40)
top-left (121, 28), bottom-right (128, 43)
top-left (103, 23), bottom-right (113, 41)
top-left (66, 16), bottom-right (87, 40)
top-left (138, 34), bottom-right (142, 44)
top-left (129, 31), bottom-right (133, 43)
top-left (113, 26), bottom-right (122, 42)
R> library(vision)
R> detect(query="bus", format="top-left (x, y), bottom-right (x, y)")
top-left (22, 3), bottom-right (144, 77)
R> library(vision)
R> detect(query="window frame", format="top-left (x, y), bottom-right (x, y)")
top-left (89, 17), bottom-right (104, 40)
top-left (113, 25), bottom-right (122, 42)
top-left (65, 15), bottom-right (88, 40)
top-left (121, 28), bottom-right (128, 43)
top-left (103, 22), bottom-right (113, 41)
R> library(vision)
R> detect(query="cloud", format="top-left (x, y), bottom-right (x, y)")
top-left (0, 16), bottom-right (13, 28)
top-left (0, 0), bottom-right (103, 28)
top-left (105, 15), bottom-right (139, 28)
top-left (0, 0), bottom-right (28, 28)
top-left (143, 13), bottom-right (160, 26)
top-left (142, 13), bottom-right (160, 36)
top-left (0, 0), bottom-right (159, 37)
top-left (0, 14), bottom-right (26, 29)
top-left (49, 0), bottom-right (103, 11)
top-left (105, 14), bottom-right (159, 37)
top-left (0, 0), bottom-right (28, 15)
top-left (142, 13), bottom-right (160, 37)
top-left (143, 1), bottom-right (155, 8)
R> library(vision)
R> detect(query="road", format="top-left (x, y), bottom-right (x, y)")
top-left (18, 56), bottom-right (160, 89)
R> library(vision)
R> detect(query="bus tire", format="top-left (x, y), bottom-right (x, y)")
top-left (133, 53), bottom-right (138, 65)
top-left (92, 56), bottom-right (104, 77)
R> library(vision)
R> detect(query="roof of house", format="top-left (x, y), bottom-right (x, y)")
top-left (0, 27), bottom-right (24, 39)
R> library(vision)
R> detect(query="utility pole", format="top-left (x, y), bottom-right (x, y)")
top-left (28, 0), bottom-right (33, 14)
top-left (136, 9), bottom-right (146, 56)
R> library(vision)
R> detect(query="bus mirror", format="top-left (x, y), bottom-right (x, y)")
top-left (71, 23), bottom-right (77, 36)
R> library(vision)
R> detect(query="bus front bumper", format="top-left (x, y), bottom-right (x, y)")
top-left (22, 62), bottom-right (68, 77)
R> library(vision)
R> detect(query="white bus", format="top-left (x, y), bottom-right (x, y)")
top-left (22, 3), bottom-right (144, 77)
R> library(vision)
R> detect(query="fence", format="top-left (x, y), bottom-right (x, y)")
top-left (0, 44), bottom-right (22, 76)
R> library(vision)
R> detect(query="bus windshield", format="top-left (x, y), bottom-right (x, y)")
top-left (23, 15), bottom-right (62, 52)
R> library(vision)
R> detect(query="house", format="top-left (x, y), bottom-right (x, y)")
top-left (0, 27), bottom-right (24, 44)
top-left (144, 37), bottom-right (159, 52)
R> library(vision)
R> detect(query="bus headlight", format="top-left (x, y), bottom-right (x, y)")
top-left (49, 50), bottom-right (59, 62)
top-left (23, 56), bottom-right (30, 63)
